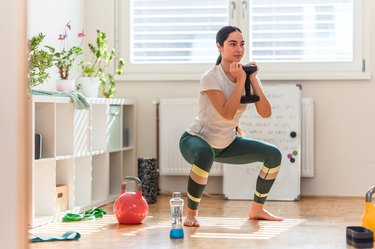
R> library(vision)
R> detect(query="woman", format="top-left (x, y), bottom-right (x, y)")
top-left (179, 26), bottom-right (283, 227)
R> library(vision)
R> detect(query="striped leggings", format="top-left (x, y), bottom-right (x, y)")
top-left (179, 131), bottom-right (282, 210)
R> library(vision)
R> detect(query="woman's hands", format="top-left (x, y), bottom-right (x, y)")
top-left (246, 61), bottom-right (258, 80)
top-left (236, 125), bottom-right (245, 137)
top-left (229, 62), bottom-right (246, 84)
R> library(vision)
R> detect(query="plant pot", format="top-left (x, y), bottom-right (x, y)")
top-left (77, 77), bottom-right (99, 98)
top-left (56, 79), bottom-right (76, 91)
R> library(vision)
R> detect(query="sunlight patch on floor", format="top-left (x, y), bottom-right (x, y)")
top-left (118, 217), bottom-right (306, 240)
top-left (120, 221), bottom-right (170, 236)
top-left (29, 215), bottom-right (118, 236)
top-left (190, 218), bottom-right (305, 240)
top-left (191, 233), bottom-right (271, 240)
top-left (30, 214), bottom-right (305, 241)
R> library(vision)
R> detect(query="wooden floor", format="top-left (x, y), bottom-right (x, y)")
top-left (29, 195), bottom-right (372, 249)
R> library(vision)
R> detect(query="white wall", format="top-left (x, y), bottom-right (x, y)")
top-left (28, 0), bottom-right (85, 91)
top-left (30, 0), bottom-right (375, 197)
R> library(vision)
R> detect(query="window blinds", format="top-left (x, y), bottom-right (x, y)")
top-left (249, 0), bottom-right (353, 62)
top-left (130, 0), bottom-right (228, 63)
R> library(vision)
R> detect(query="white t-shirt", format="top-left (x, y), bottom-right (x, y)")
top-left (186, 65), bottom-right (247, 149)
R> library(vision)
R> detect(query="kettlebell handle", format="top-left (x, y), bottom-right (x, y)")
top-left (121, 176), bottom-right (142, 193)
top-left (365, 186), bottom-right (375, 202)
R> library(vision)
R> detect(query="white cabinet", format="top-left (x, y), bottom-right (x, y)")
top-left (31, 96), bottom-right (136, 228)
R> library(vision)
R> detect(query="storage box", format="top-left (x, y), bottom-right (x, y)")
top-left (55, 184), bottom-right (68, 212)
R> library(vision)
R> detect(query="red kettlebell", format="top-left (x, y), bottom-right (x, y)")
top-left (113, 176), bottom-right (149, 224)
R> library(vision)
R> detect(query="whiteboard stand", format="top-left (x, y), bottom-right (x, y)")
top-left (223, 84), bottom-right (301, 201)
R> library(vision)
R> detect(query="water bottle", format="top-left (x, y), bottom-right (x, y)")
top-left (169, 192), bottom-right (184, 239)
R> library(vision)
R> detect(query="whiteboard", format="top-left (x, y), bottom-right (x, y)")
top-left (223, 84), bottom-right (301, 201)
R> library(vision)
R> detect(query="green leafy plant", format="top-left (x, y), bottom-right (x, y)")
top-left (80, 30), bottom-right (125, 98)
top-left (46, 22), bottom-right (84, 80)
top-left (27, 33), bottom-right (53, 90)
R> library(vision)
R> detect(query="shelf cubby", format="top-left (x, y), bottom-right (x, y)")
top-left (123, 149), bottom-right (136, 176)
top-left (56, 158), bottom-right (74, 210)
top-left (107, 105), bottom-right (122, 152)
top-left (109, 151), bottom-right (123, 196)
top-left (122, 104), bottom-right (135, 148)
top-left (74, 156), bottom-right (92, 207)
top-left (92, 154), bottom-right (109, 202)
top-left (34, 160), bottom-right (56, 217)
top-left (34, 102), bottom-right (55, 159)
top-left (91, 104), bottom-right (107, 153)
top-left (55, 103), bottom-right (74, 157)
top-left (74, 108), bottom-right (90, 157)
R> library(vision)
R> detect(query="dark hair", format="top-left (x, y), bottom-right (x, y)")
top-left (215, 26), bottom-right (242, 65)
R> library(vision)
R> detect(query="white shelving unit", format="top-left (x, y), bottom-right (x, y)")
top-left (31, 96), bottom-right (136, 228)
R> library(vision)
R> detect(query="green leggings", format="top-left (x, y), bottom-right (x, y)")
top-left (179, 131), bottom-right (282, 210)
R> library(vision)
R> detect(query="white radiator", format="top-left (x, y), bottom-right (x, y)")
top-left (301, 98), bottom-right (315, 177)
top-left (158, 98), bottom-right (223, 176)
top-left (158, 97), bottom-right (314, 177)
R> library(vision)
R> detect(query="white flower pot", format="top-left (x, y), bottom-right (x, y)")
top-left (56, 79), bottom-right (76, 91)
top-left (77, 77), bottom-right (100, 98)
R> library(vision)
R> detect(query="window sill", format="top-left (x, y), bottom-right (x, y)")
top-left (259, 72), bottom-right (372, 81)
top-left (117, 72), bottom-right (372, 82)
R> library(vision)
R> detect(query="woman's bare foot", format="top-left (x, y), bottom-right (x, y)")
top-left (184, 208), bottom-right (200, 227)
top-left (248, 202), bottom-right (283, 221)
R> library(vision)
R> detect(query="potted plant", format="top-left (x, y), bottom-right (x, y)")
top-left (27, 32), bottom-right (53, 92)
top-left (78, 30), bottom-right (125, 98)
top-left (45, 22), bottom-right (84, 91)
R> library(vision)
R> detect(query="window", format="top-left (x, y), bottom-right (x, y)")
top-left (116, 0), bottom-right (369, 80)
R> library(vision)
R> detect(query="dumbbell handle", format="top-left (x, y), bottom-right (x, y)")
top-left (365, 186), bottom-right (375, 202)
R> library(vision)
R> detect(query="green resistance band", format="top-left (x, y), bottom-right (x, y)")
top-left (62, 207), bottom-right (107, 222)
